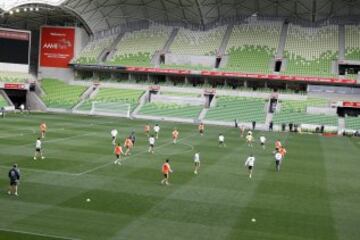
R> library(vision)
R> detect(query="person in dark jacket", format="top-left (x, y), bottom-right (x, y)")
top-left (8, 164), bottom-right (20, 196)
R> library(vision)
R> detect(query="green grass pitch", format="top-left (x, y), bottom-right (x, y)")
top-left (0, 113), bottom-right (359, 240)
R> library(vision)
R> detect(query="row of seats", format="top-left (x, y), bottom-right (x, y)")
top-left (222, 21), bottom-right (282, 73)
top-left (0, 94), bottom-right (9, 108)
top-left (139, 103), bottom-right (202, 119)
top-left (41, 79), bottom-right (87, 109)
top-left (75, 35), bottom-right (116, 64)
top-left (109, 25), bottom-right (172, 66)
top-left (345, 25), bottom-right (360, 60)
top-left (206, 96), bottom-right (267, 123)
top-left (273, 98), bottom-right (338, 126)
top-left (77, 88), bottom-right (144, 111)
top-left (345, 117), bottom-right (360, 130)
top-left (169, 26), bottom-right (226, 56)
top-left (0, 71), bottom-right (29, 83)
top-left (283, 24), bottom-right (338, 77)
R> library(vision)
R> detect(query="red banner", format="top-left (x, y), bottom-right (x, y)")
top-left (124, 66), bottom-right (356, 85)
top-left (343, 101), bottom-right (360, 108)
top-left (4, 83), bottom-right (26, 90)
top-left (0, 29), bottom-right (29, 41)
top-left (39, 26), bottom-right (75, 68)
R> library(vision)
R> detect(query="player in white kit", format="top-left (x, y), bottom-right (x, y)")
top-left (259, 135), bottom-right (266, 149)
top-left (153, 124), bottom-right (160, 139)
top-left (193, 152), bottom-right (200, 175)
top-left (111, 129), bottom-right (118, 145)
top-left (275, 151), bottom-right (283, 172)
top-left (244, 154), bottom-right (255, 178)
top-left (33, 137), bottom-right (45, 160)
top-left (148, 135), bottom-right (155, 154)
top-left (218, 133), bottom-right (225, 147)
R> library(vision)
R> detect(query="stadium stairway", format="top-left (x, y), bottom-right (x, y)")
top-left (102, 32), bottom-right (125, 63)
top-left (0, 90), bottom-right (14, 107)
top-left (275, 21), bottom-right (288, 59)
top-left (162, 28), bottom-right (179, 53)
top-left (27, 91), bottom-right (47, 111)
top-left (339, 25), bottom-right (345, 60)
top-left (198, 108), bottom-right (209, 121)
top-left (218, 24), bottom-right (234, 56)
top-left (132, 90), bottom-right (149, 116)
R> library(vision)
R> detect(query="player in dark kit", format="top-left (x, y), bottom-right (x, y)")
top-left (8, 164), bottom-right (20, 196)
top-left (129, 130), bottom-right (136, 147)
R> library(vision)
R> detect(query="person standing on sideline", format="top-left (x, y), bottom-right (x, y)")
top-left (244, 154), bottom-right (255, 179)
top-left (161, 159), bottom-right (173, 185)
top-left (8, 164), bottom-right (20, 196)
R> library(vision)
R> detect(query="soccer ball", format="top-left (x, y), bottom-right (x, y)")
top-left (86, 198), bottom-right (91, 202)
top-left (251, 218), bottom-right (256, 222)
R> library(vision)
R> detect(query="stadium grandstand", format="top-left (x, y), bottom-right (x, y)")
top-left (0, 0), bottom-right (360, 239)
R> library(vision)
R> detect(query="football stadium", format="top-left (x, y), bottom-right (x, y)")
top-left (0, 0), bottom-right (360, 239)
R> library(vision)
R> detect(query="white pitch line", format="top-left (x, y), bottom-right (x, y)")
top-left (0, 227), bottom-right (81, 240)
top-left (76, 132), bottom-right (198, 176)
top-left (0, 166), bottom-right (78, 176)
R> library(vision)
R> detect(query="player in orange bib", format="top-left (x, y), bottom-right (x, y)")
top-left (172, 128), bottom-right (179, 144)
top-left (144, 124), bottom-right (150, 137)
top-left (114, 143), bottom-right (123, 165)
top-left (275, 140), bottom-right (282, 151)
top-left (124, 137), bottom-right (133, 156)
top-left (198, 123), bottom-right (205, 136)
top-left (279, 147), bottom-right (287, 158)
top-left (40, 122), bottom-right (47, 138)
top-left (161, 159), bottom-right (173, 185)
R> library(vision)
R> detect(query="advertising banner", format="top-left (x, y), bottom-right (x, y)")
top-left (39, 26), bottom-right (75, 68)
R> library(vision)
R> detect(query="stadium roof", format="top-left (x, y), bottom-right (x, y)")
top-left (1, 0), bottom-right (360, 33)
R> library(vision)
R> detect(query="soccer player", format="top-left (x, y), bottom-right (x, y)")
top-left (244, 154), bottom-right (255, 179)
top-left (172, 128), bottom-right (179, 144)
top-left (114, 143), bottom-right (123, 165)
top-left (34, 137), bottom-right (45, 160)
top-left (154, 124), bottom-right (160, 139)
top-left (218, 133), bottom-right (225, 147)
top-left (129, 130), bottom-right (136, 147)
top-left (111, 129), bottom-right (118, 145)
top-left (275, 150), bottom-right (283, 172)
top-left (161, 159), bottom-right (173, 185)
top-left (240, 125), bottom-right (245, 137)
top-left (275, 139), bottom-right (282, 151)
top-left (124, 137), bottom-right (133, 156)
top-left (279, 146), bottom-right (287, 158)
top-left (194, 152), bottom-right (200, 175)
top-left (148, 135), bottom-right (155, 154)
top-left (8, 164), bottom-right (20, 196)
top-left (246, 132), bottom-right (254, 147)
top-left (144, 124), bottom-right (150, 136)
top-left (198, 122), bottom-right (205, 136)
top-left (259, 135), bottom-right (266, 149)
top-left (40, 122), bottom-right (47, 138)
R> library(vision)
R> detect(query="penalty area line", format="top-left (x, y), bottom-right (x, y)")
top-left (0, 227), bottom-right (82, 240)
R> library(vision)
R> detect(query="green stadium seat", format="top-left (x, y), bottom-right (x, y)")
top-left (77, 88), bottom-right (144, 112)
top-left (206, 96), bottom-right (267, 123)
top-left (41, 79), bottom-right (87, 109)
top-left (282, 24), bottom-right (338, 77)
top-left (109, 25), bottom-right (172, 67)
top-left (273, 98), bottom-right (338, 126)
top-left (139, 103), bottom-right (202, 119)
top-left (221, 21), bottom-right (282, 74)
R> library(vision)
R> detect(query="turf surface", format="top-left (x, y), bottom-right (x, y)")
top-left (0, 113), bottom-right (359, 240)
